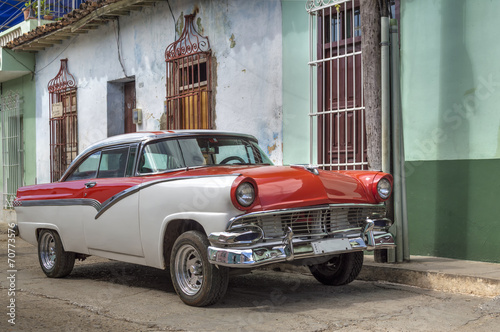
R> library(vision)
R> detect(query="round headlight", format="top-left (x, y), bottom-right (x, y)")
top-left (377, 178), bottom-right (392, 200)
top-left (236, 182), bottom-right (255, 207)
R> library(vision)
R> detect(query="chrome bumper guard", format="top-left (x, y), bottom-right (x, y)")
top-left (208, 218), bottom-right (396, 268)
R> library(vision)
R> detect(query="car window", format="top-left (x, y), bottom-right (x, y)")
top-left (65, 151), bottom-right (101, 181)
top-left (139, 140), bottom-right (184, 174)
top-left (178, 137), bottom-right (273, 166)
top-left (125, 145), bottom-right (138, 177)
top-left (97, 146), bottom-right (130, 178)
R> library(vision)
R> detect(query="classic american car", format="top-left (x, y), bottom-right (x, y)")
top-left (14, 130), bottom-right (395, 306)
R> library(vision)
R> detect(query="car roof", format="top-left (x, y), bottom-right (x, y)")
top-left (77, 130), bottom-right (258, 163)
top-left (59, 130), bottom-right (259, 182)
top-left (87, 130), bottom-right (258, 149)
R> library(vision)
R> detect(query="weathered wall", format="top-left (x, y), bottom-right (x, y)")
top-left (401, 0), bottom-right (500, 262)
top-left (34, 0), bottom-right (282, 183)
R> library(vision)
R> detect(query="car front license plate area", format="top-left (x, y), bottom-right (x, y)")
top-left (311, 238), bottom-right (352, 255)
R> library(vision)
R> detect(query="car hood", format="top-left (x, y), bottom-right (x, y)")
top-left (231, 165), bottom-right (378, 211)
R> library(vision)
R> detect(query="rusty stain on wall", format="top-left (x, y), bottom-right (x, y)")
top-left (176, 12), bottom-right (184, 37)
top-left (229, 34), bottom-right (236, 48)
top-left (196, 17), bottom-right (204, 35)
top-left (267, 142), bottom-right (277, 155)
top-left (267, 132), bottom-right (280, 155)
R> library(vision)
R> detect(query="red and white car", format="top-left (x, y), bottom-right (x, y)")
top-left (14, 130), bottom-right (395, 306)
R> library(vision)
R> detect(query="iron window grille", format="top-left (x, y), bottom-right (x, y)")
top-left (48, 59), bottom-right (78, 182)
top-left (307, 0), bottom-right (368, 170)
top-left (165, 14), bottom-right (213, 130)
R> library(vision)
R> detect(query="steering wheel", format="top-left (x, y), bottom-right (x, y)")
top-left (220, 156), bottom-right (246, 164)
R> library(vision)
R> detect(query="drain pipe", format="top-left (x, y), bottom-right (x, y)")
top-left (391, 19), bottom-right (410, 263)
top-left (381, 16), bottom-right (390, 173)
top-left (390, 19), bottom-right (409, 262)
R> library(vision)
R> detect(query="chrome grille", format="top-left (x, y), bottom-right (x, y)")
top-left (231, 205), bottom-right (386, 239)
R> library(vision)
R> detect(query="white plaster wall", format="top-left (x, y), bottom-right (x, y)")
top-left (34, 0), bottom-right (283, 183)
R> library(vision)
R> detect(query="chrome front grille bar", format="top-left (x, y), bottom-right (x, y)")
top-left (229, 204), bottom-right (387, 239)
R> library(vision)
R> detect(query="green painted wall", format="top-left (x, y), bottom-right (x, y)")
top-left (401, 0), bottom-right (500, 161)
top-left (282, 0), bottom-right (310, 165)
top-left (401, 0), bottom-right (500, 262)
top-left (405, 159), bottom-right (500, 263)
top-left (0, 48), bottom-right (35, 72)
top-left (0, 75), bottom-right (37, 192)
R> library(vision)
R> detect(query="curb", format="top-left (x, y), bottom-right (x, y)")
top-left (359, 258), bottom-right (500, 298)
top-left (264, 256), bottom-right (500, 298)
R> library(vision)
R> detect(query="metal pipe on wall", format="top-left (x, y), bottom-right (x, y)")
top-left (390, 18), bottom-right (410, 262)
top-left (381, 16), bottom-right (390, 173)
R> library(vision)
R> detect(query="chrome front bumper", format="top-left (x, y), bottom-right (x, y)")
top-left (208, 218), bottom-right (396, 268)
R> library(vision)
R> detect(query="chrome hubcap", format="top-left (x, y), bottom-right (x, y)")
top-left (40, 232), bottom-right (56, 270)
top-left (175, 244), bottom-right (203, 296)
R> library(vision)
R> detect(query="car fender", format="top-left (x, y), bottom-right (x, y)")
top-left (15, 204), bottom-right (89, 254)
top-left (138, 174), bottom-right (242, 268)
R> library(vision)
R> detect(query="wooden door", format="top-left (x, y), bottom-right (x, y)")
top-left (124, 82), bottom-right (136, 133)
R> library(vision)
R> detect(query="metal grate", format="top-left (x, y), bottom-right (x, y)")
top-left (233, 204), bottom-right (386, 239)
top-left (1, 90), bottom-right (23, 209)
top-left (48, 59), bottom-right (78, 182)
top-left (165, 14), bottom-right (212, 130)
top-left (307, 0), bottom-right (367, 170)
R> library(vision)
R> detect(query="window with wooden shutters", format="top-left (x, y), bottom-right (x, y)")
top-left (165, 14), bottom-right (212, 130)
top-left (48, 59), bottom-right (78, 182)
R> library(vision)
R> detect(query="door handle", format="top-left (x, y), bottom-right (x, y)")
top-left (85, 181), bottom-right (97, 189)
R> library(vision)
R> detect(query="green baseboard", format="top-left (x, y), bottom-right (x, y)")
top-left (405, 158), bottom-right (500, 263)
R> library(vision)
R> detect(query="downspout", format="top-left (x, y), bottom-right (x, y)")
top-left (390, 19), bottom-right (409, 262)
top-left (381, 16), bottom-right (390, 173)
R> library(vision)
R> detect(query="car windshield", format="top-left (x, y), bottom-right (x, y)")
top-left (139, 136), bottom-right (273, 173)
top-left (179, 137), bottom-right (273, 167)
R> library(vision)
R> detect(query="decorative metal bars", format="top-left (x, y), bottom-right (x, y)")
top-left (165, 14), bottom-right (212, 130)
top-left (1, 90), bottom-right (23, 209)
top-left (25, 0), bottom-right (85, 20)
top-left (0, 91), bottom-right (24, 209)
top-left (48, 59), bottom-right (78, 182)
top-left (307, 0), bottom-right (368, 170)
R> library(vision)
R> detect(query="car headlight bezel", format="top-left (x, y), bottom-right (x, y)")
top-left (376, 177), bottom-right (392, 201)
top-left (236, 182), bottom-right (255, 207)
top-left (231, 178), bottom-right (258, 210)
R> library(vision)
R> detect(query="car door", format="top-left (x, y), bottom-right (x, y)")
top-left (80, 145), bottom-right (145, 257)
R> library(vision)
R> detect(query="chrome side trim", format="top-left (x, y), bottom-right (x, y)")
top-left (18, 174), bottom-right (240, 220)
top-left (17, 199), bottom-right (102, 211)
top-left (96, 173), bottom-right (240, 219)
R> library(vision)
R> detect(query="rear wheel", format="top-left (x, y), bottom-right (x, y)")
top-left (170, 231), bottom-right (229, 306)
top-left (38, 229), bottom-right (75, 278)
top-left (309, 251), bottom-right (364, 286)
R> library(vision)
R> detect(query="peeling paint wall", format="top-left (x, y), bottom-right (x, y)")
top-left (33, 0), bottom-right (282, 183)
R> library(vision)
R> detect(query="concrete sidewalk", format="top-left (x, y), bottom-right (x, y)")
top-left (360, 255), bottom-right (500, 298)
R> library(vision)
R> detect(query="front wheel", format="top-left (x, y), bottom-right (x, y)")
top-left (170, 231), bottom-right (229, 307)
top-left (38, 229), bottom-right (75, 278)
top-left (309, 251), bottom-right (364, 286)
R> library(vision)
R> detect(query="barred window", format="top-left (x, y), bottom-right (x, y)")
top-left (48, 59), bottom-right (78, 181)
top-left (165, 15), bottom-right (212, 130)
